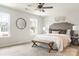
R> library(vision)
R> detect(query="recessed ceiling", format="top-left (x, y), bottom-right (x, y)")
top-left (0, 3), bottom-right (79, 16)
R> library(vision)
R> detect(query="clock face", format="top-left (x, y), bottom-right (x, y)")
top-left (16, 18), bottom-right (26, 30)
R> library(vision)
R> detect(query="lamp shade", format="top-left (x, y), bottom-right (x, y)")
top-left (73, 26), bottom-right (77, 30)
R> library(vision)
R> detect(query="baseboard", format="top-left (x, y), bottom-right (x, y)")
top-left (0, 41), bottom-right (31, 49)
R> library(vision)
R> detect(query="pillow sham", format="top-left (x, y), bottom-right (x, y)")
top-left (66, 29), bottom-right (71, 35)
top-left (52, 31), bottom-right (59, 34)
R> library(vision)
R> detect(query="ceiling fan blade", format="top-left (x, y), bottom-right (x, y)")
top-left (42, 6), bottom-right (53, 9)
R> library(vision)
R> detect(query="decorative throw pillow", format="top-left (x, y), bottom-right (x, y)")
top-left (59, 30), bottom-right (67, 34)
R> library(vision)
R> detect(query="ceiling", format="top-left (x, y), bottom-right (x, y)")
top-left (0, 3), bottom-right (79, 16)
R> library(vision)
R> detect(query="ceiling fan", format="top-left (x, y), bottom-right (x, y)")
top-left (26, 3), bottom-right (53, 12)
top-left (37, 3), bottom-right (53, 12)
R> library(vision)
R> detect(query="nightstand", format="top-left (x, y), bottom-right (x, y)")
top-left (71, 36), bottom-right (79, 45)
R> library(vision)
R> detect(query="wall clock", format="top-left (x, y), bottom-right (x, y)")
top-left (16, 18), bottom-right (26, 30)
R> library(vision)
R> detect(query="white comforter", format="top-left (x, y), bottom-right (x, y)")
top-left (33, 34), bottom-right (71, 52)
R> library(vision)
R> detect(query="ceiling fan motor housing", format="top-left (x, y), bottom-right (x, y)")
top-left (38, 4), bottom-right (43, 8)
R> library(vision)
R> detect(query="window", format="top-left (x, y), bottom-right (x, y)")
top-left (0, 12), bottom-right (10, 37)
top-left (30, 18), bottom-right (38, 34)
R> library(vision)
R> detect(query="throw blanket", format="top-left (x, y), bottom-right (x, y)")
top-left (33, 34), bottom-right (71, 52)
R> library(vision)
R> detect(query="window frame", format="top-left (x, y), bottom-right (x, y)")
top-left (0, 12), bottom-right (10, 37)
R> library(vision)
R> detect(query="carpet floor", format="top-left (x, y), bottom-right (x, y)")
top-left (0, 42), bottom-right (78, 56)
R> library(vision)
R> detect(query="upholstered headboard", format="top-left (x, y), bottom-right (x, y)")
top-left (49, 22), bottom-right (74, 33)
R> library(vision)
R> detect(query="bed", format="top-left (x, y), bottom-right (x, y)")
top-left (32, 22), bottom-right (74, 52)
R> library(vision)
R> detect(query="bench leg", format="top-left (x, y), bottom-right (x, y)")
top-left (48, 43), bottom-right (53, 53)
top-left (32, 41), bottom-right (38, 47)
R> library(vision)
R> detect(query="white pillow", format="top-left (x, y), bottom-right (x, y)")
top-left (52, 31), bottom-right (59, 34)
top-left (66, 29), bottom-right (71, 35)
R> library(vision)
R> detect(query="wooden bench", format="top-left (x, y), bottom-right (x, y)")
top-left (32, 40), bottom-right (54, 53)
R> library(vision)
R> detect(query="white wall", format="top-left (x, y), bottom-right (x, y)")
top-left (0, 5), bottom-right (43, 47)
top-left (1, 3), bottom-right (79, 47)
top-left (43, 3), bottom-right (79, 32)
